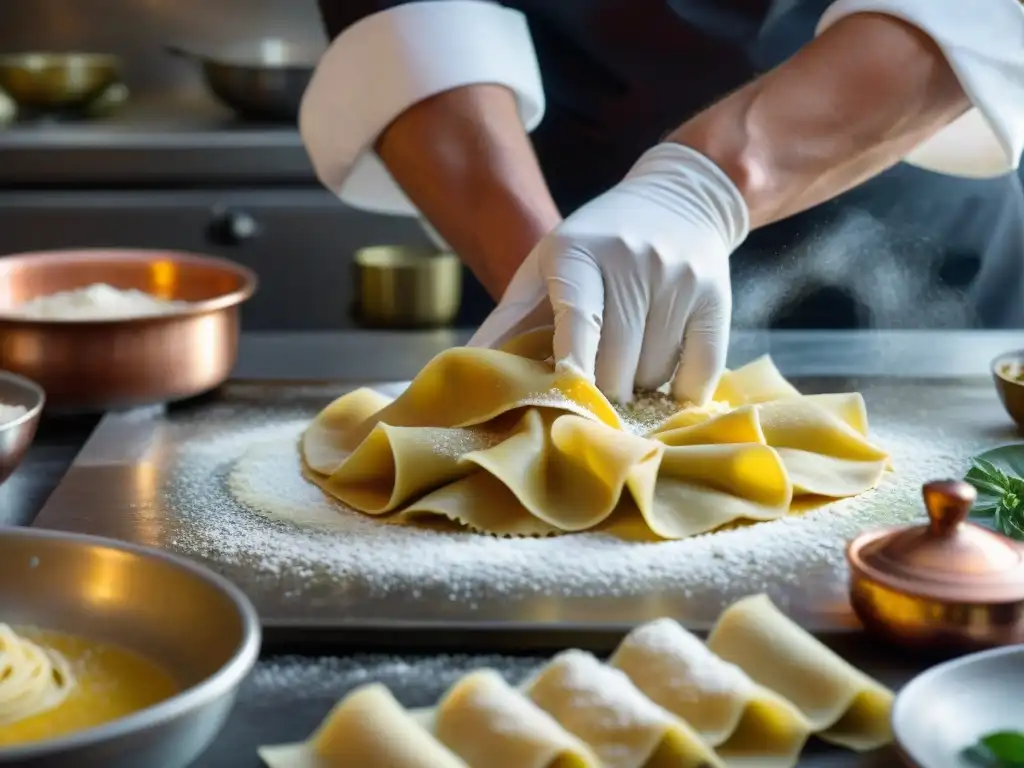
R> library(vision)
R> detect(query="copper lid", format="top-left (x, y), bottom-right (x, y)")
top-left (847, 480), bottom-right (1024, 603)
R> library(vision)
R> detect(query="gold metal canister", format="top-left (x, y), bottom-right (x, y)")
top-left (353, 246), bottom-right (463, 329)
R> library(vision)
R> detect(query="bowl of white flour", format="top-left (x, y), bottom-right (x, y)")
top-left (0, 248), bottom-right (257, 411)
top-left (0, 369), bottom-right (44, 487)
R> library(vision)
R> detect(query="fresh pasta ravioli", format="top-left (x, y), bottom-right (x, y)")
top-left (300, 330), bottom-right (889, 539)
top-left (259, 594), bottom-right (894, 768)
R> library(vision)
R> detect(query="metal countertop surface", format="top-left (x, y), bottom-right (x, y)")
top-left (5, 328), bottom-right (1021, 768)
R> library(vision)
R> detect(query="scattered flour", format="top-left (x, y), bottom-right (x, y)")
top-left (14, 283), bottom-right (189, 320)
top-left (161, 379), bottom-right (989, 616)
top-left (0, 403), bottom-right (28, 425)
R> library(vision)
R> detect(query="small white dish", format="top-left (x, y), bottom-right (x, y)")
top-left (894, 644), bottom-right (1024, 767)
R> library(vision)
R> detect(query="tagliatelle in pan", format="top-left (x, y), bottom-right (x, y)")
top-left (300, 329), bottom-right (889, 539)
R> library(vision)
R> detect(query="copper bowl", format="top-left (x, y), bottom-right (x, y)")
top-left (0, 249), bottom-right (257, 411)
top-left (0, 369), bottom-right (44, 486)
top-left (992, 350), bottom-right (1024, 430)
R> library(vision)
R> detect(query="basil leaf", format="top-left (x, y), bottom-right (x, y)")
top-left (982, 731), bottom-right (1024, 764)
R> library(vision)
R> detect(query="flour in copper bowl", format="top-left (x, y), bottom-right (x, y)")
top-left (162, 381), bottom-right (982, 610)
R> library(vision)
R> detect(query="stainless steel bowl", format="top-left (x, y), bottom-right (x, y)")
top-left (0, 528), bottom-right (260, 767)
top-left (0, 370), bottom-right (44, 487)
top-left (0, 248), bottom-right (257, 412)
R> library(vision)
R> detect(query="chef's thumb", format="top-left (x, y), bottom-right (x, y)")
top-left (543, 244), bottom-right (605, 382)
top-left (670, 303), bottom-right (730, 406)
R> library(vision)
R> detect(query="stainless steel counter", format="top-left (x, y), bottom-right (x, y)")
top-left (8, 329), bottom-right (1021, 768)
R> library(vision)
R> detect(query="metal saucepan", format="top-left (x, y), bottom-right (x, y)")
top-left (0, 527), bottom-right (261, 767)
top-left (166, 39), bottom-right (321, 122)
top-left (0, 52), bottom-right (125, 113)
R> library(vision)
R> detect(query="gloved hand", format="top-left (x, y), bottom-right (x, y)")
top-left (468, 142), bottom-right (750, 405)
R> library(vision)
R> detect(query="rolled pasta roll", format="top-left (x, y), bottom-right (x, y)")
top-left (524, 650), bottom-right (724, 768)
top-left (610, 619), bottom-right (810, 768)
top-left (706, 595), bottom-right (894, 751)
top-left (435, 669), bottom-right (598, 768)
top-left (258, 683), bottom-right (467, 768)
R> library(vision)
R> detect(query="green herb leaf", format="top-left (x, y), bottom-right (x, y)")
top-left (964, 731), bottom-right (1024, 766)
top-left (966, 452), bottom-right (1024, 541)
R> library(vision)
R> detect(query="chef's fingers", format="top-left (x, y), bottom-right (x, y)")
top-left (671, 291), bottom-right (731, 405)
top-left (635, 289), bottom-right (693, 392)
top-left (594, 271), bottom-right (649, 403)
top-left (544, 244), bottom-right (604, 382)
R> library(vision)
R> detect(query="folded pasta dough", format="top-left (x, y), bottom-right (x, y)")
top-left (435, 669), bottom-right (598, 768)
top-left (300, 334), bottom-right (890, 541)
top-left (525, 650), bottom-right (724, 768)
top-left (610, 619), bottom-right (810, 768)
top-left (706, 595), bottom-right (894, 751)
top-left (258, 683), bottom-right (467, 768)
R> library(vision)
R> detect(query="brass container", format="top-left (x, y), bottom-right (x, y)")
top-left (0, 52), bottom-right (122, 111)
top-left (0, 249), bottom-right (257, 412)
top-left (992, 350), bottom-right (1024, 430)
top-left (847, 480), bottom-right (1024, 651)
top-left (0, 369), bottom-right (44, 487)
top-left (0, 527), bottom-right (260, 767)
top-left (354, 246), bottom-right (462, 329)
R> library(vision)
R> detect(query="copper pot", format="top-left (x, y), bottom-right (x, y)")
top-left (0, 249), bottom-right (257, 411)
top-left (847, 480), bottom-right (1024, 651)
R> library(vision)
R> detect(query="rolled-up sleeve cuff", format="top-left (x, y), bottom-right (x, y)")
top-left (818, 0), bottom-right (1024, 178)
top-left (300, 0), bottom-right (545, 216)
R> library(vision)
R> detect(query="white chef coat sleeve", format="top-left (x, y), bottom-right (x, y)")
top-left (300, 0), bottom-right (545, 217)
top-left (817, 0), bottom-right (1024, 178)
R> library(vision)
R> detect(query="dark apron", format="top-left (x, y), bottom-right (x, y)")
top-left (458, 0), bottom-right (1024, 330)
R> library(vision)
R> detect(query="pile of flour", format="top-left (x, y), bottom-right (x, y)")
top-left (14, 284), bottom-right (189, 321)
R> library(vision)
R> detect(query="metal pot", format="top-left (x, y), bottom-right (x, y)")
top-left (166, 39), bottom-right (320, 122)
top-left (0, 52), bottom-right (125, 114)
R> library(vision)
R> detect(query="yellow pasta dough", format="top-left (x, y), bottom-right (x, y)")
top-left (706, 595), bottom-right (894, 752)
top-left (609, 619), bottom-right (810, 767)
top-left (258, 683), bottom-right (468, 768)
top-left (525, 650), bottom-right (724, 768)
top-left (434, 669), bottom-right (598, 768)
top-left (300, 331), bottom-right (889, 539)
top-left (259, 595), bottom-right (894, 768)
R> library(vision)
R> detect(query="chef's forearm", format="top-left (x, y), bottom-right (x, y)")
top-left (667, 12), bottom-right (970, 229)
top-left (375, 84), bottom-right (562, 300)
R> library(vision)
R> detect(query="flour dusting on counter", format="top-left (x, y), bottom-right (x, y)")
top-left (162, 380), bottom-right (980, 608)
top-left (14, 284), bottom-right (189, 320)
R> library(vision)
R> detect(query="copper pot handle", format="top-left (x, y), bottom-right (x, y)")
top-left (922, 479), bottom-right (977, 537)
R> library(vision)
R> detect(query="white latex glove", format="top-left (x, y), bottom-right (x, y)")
top-left (468, 142), bottom-right (749, 405)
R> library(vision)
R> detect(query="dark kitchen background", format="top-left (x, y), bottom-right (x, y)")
top-left (0, 0), bottom-right (439, 332)
top-left (0, 1), bottom-right (1020, 333)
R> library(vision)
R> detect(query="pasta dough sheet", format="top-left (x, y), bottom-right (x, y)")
top-left (300, 330), bottom-right (889, 539)
top-left (259, 594), bottom-right (894, 768)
